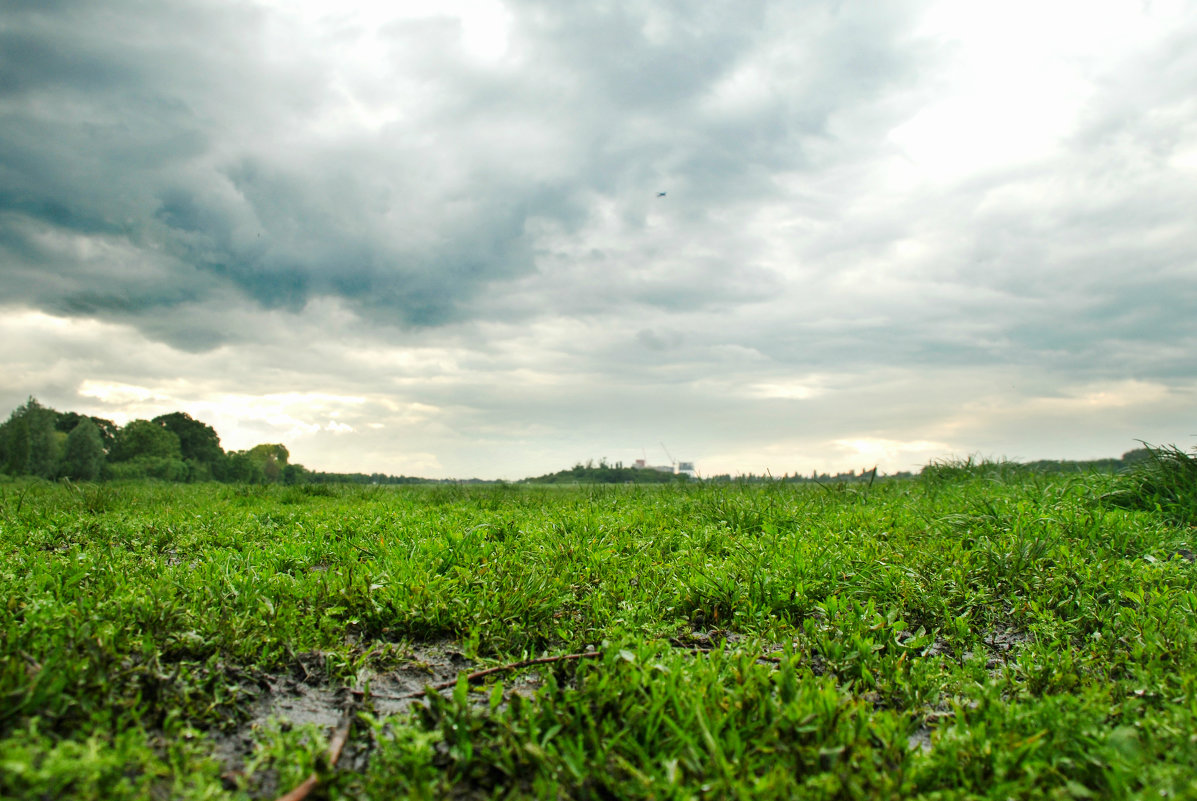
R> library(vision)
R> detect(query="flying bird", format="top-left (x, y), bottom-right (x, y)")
top-left (656, 191), bottom-right (667, 197)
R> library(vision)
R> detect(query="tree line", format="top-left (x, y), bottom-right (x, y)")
top-left (3, 396), bottom-right (1157, 486)
top-left (520, 459), bottom-right (691, 485)
top-left (0, 397), bottom-right (302, 483)
top-left (0, 397), bottom-right (423, 485)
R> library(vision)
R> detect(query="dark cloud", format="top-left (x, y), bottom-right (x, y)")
top-left (509, 2), bottom-right (764, 108)
top-left (0, 0), bottom-right (936, 348)
top-left (3, 0), bottom-right (1196, 478)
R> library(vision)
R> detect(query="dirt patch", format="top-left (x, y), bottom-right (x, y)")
top-left (906, 707), bottom-right (961, 754)
top-left (356, 641), bottom-right (588, 722)
top-left (208, 667), bottom-right (342, 790)
top-left (906, 726), bottom-right (933, 753)
top-left (356, 640), bottom-right (475, 716)
top-left (214, 634), bottom-right (1011, 784)
top-left (963, 625), bottom-right (1032, 671)
top-left (208, 641), bottom-right (488, 790)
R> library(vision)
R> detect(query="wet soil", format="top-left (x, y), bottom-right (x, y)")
top-left (208, 641), bottom-right (483, 790)
top-left (207, 624), bottom-right (1037, 789)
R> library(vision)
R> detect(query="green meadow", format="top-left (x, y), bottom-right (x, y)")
top-left (3, 454), bottom-right (1197, 799)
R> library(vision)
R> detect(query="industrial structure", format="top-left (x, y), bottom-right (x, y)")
top-left (632, 458), bottom-right (697, 477)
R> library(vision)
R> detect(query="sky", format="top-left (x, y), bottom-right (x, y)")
top-left (2, 0), bottom-right (1195, 479)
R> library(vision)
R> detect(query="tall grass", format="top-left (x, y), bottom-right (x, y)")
top-left (1104, 443), bottom-right (1197, 526)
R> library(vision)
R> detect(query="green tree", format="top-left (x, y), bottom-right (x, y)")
top-left (56, 412), bottom-right (118, 455)
top-left (110, 420), bottom-right (182, 462)
top-left (224, 451), bottom-right (266, 484)
top-left (152, 412), bottom-right (225, 481)
top-left (61, 419), bottom-right (105, 480)
top-left (246, 443), bottom-right (289, 483)
top-left (282, 462), bottom-right (309, 485)
top-left (106, 420), bottom-right (186, 481)
top-left (0, 397), bottom-right (59, 478)
top-left (152, 412), bottom-right (223, 464)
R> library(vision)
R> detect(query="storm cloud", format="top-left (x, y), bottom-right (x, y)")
top-left (1, 0), bottom-right (1195, 478)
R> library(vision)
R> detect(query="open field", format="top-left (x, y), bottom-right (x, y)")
top-left (3, 462), bottom-right (1197, 799)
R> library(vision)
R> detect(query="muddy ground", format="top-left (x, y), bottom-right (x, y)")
top-left (204, 626), bottom-right (1033, 793)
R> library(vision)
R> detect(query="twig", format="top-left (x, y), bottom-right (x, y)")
top-left (354, 646), bottom-right (786, 703)
top-left (273, 706), bottom-right (354, 801)
top-left (352, 650), bottom-right (605, 701)
top-left (274, 774), bottom-right (318, 801)
top-left (327, 711), bottom-right (353, 765)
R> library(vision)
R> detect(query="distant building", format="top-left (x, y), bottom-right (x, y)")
top-left (633, 457), bottom-right (696, 476)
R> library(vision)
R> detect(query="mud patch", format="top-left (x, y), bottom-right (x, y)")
top-left (905, 706), bottom-right (961, 754)
top-left (205, 643), bottom-right (475, 788)
top-left (906, 726), bottom-right (933, 753)
top-left (209, 668), bottom-right (347, 790)
top-left (207, 640), bottom-right (549, 788)
top-left (964, 625), bottom-right (1032, 671)
top-left (356, 640), bottom-right (478, 716)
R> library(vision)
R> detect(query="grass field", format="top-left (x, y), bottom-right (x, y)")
top-left (2, 458), bottom-right (1196, 799)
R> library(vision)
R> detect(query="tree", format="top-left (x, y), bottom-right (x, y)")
top-left (56, 412), bottom-right (118, 455)
top-left (152, 412), bottom-right (223, 465)
top-left (246, 443), bottom-right (289, 483)
top-left (110, 420), bottom-right (182, 462)
top-left (105, 420), bottom-right (185, 481)
top-left (152, 412), bottom-right (225, 481)
top-left (282, 462), bottom-right (309, 485)
top-left (0, 397), bottom-right (59, 478)
top-left (61, 419), bottom-right (105, 480)
top-left (224, 451), bottom-right (266, 484)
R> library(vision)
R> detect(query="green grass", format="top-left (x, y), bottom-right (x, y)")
top-left (1, 468), bottom-right (1196, 798)
top-left (1105, 443), bottom-right (1197, 527)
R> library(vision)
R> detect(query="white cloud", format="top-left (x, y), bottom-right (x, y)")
top-left (891, 0), bottom-right (1191, 179)
top-left (78, 381), bottom-right (170, 408)
top-left (831, 438), bottom-right (951, 468)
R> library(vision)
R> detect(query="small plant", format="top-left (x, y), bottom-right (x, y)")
top-left (76, 482), bottom-right (118, 514)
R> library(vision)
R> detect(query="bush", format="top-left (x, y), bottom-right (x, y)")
top-left (104, 456), bottom-right (190, 482)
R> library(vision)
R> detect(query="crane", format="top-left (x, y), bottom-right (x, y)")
top-left (660, 441), bottom-right (677, 473)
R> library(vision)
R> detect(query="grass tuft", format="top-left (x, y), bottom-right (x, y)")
top-left (1104, 442), bottom-right (1197, 526)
